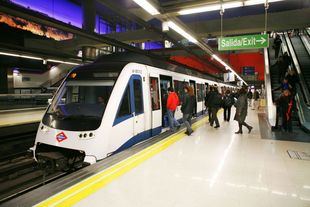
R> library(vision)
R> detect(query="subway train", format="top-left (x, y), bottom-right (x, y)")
top-left (32, 53), bottom-right (236, 170)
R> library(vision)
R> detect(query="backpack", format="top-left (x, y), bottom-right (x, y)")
top-left (224, 96), bottom-right (233, 107)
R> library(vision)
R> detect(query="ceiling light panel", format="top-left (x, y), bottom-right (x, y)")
top-left (167, 21), bottom-right (198, 43)
top-left (178, 4), bottom-right (221, 15)
top-left (132, 0), bottom-right (160, 15)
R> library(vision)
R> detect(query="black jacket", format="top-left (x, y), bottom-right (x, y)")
top-left (181, 94), bottom-right (195, 114)
top-left (208, 91), bottom-right (223, 108)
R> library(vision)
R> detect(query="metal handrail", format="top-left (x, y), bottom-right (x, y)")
top-left (300, 32), bottom-right (310, 55)
top-left (264, 47), bottom-right (277, 126)
top-left (0, 93), bottom-right (52, 97)
top-left (282, 32), bottom-right (310, 105)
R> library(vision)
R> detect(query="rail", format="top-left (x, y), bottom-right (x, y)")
top-left (264, 47), bottom-right (276, 126)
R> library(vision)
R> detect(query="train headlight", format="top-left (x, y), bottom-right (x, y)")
top-left (78, 132), bottom-right (95, 139)
top-left (40, 125), bottom-right (49, 133)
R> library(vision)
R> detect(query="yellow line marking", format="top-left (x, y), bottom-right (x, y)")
top-left (36, 115), bottom-right (209, 207)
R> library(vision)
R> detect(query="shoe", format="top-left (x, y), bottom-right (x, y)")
top-left (210, 123), bottom-right (213, 127)
top-left (185, 131), bottom-right (189, 135)
top-left (235, 131), bottom-right (243, 134)
top-left (214, 125), bottom-right (220, 128)
top-left (188, 130), bottom-right (193, 135)
top-left (248, 126), bottom-right (253, 134)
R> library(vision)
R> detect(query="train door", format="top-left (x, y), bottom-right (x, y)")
top-left (149, 76), bottom-right (161, 136)
top-left (189, 80), bottom-right (197, 115)
top-left (159, 75), bottom-right (172, 127)
top-left (131, 75), bottom-right (145, 137)
top-left (204, 83), bottom-right (209, 112)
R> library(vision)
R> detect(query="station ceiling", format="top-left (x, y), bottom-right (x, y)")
top-left (0, 0), bottom-right (309, 77)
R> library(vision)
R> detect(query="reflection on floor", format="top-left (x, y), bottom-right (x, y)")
top-left (74, 108), bottom-right (310, 207)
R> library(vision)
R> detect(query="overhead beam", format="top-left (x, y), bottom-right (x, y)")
top-left (96, 0), bottom-right (226, 72)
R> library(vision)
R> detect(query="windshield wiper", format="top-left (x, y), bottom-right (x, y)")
top-left (60, 115), bottom-right (100, 120)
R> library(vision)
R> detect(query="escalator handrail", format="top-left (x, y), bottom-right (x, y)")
top-left (264, 47), bottom-right (277, 127)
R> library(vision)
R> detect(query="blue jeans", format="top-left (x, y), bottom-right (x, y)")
top-left (182, 113), bottom-right (193, 133)
top-left (167, 109), bottom-right (180, 131)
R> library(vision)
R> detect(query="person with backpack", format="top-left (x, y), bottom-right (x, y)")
top-left (166, 87), bottom-right (181, 132)
top-left (205, 86), bottom-right (213, 123)
top-left (209, 87), bottom-right (222, 128)
top-left (223, 90), bottom-right (234, 121)
top-left (181, 86), bottom-right (196, 135)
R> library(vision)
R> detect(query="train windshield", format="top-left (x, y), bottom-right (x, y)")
top-left (43, 79), bottom-right (114, 131)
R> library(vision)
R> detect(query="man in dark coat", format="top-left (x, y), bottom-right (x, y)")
top-left (223, 90), bottom-right (234, 121)
top-left (181, 86), bottom-right (195, 135)
top-left (205, 86), bottom-right (215, 123)
top-left (209, 88), bottom-right (222, 128)
top-left (273, 34), bottom-right (282, 58)
top-left (234, 87), bottom-right (253, 134)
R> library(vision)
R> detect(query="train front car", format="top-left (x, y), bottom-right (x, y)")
top-left (32, 63), bottom-right (122, 171)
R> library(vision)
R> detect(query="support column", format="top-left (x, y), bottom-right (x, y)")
top-left (81, 0), bottom-right (96, 33)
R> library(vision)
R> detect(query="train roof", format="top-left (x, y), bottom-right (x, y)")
top-left (73, 52), bottom-right (233, 85)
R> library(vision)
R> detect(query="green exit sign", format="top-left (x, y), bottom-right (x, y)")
top-left (218, 34), bottom-right (269, 51)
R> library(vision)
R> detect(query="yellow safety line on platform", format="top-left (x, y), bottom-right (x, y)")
top-left (36, 115), bottom-right (211, 207)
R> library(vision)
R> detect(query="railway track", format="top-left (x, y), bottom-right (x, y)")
top-left (0, 122), bottom-right (65, 203)
top-left (0, 153), bottom-right (68, 203)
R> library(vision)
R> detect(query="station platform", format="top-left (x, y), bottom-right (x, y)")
top-left (0, 108), bottom-right (45, 128)
top-left (5, 109), bottom-right (310, 207)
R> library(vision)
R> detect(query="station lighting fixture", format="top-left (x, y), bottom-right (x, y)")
top-left (0, 51), bottom-right (43, 60)
top-left (0, 51), bottom-right (80, 65)
top-left (132, 0), bottom-right (160, 15)
top-left (178, 0), bottom-right (285, 15)
top-left (244, 0), bottom-right (284, 6)
top-left (166, 21), bottom-right (198, 43)
top-left (46, 59), bottom-right (80, 65)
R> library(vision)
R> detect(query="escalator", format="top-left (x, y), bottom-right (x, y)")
top-left (289, 34), bottom-right (310, 94)
top-left (268, 38), bottom-right (300, 131)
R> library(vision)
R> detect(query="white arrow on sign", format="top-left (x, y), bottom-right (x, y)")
top-left (256, 37), bottom-right (266, 44)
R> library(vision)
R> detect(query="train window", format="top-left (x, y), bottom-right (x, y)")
top-left (133, 79), bottom-right (144, 114)
top-left (174, 80), bottom-right (187, 105)
top-left (117, 86), bottom-right (131, 118)
top-left (197, 84), bottom-right (204, 102)
top-left (150, 77), bottom-right (160, 110)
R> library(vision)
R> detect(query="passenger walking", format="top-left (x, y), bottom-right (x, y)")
top-left (276, 89), bottom-right (294, 132)
top-left (209, 87), bottom-right (222, 128)
top-left (205, 86), bottom-right (213, 123)
top-left (247, 89), bottom-right (253, 107)
top-left (234, 87), bottom-right (253, 134)
top-left (273, 34), bottom-right (282, 59)
top-left (223, 90), bottom-right (234, 121)
top-left (252, 89), bottom-right (260, 110)
top-left (181, 86), bottom-right (195, 135)
top-left (166, 87), bottom-right (181, 132)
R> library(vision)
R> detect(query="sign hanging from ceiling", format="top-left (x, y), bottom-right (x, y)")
top-left (218, 34), bottom-right (269, 51)
top-left (223, 72), bottom-right (235, 82)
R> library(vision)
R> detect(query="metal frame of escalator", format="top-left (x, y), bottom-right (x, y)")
top-left (280, 33), bottom-right (310, 132)
top-left (264, 47), bottom-right (277, 127)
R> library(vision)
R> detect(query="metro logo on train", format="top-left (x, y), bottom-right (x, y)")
top-left (218, 34), bottom-right (269, 51)
top-left (56, 132), bottom-right (68, 142)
